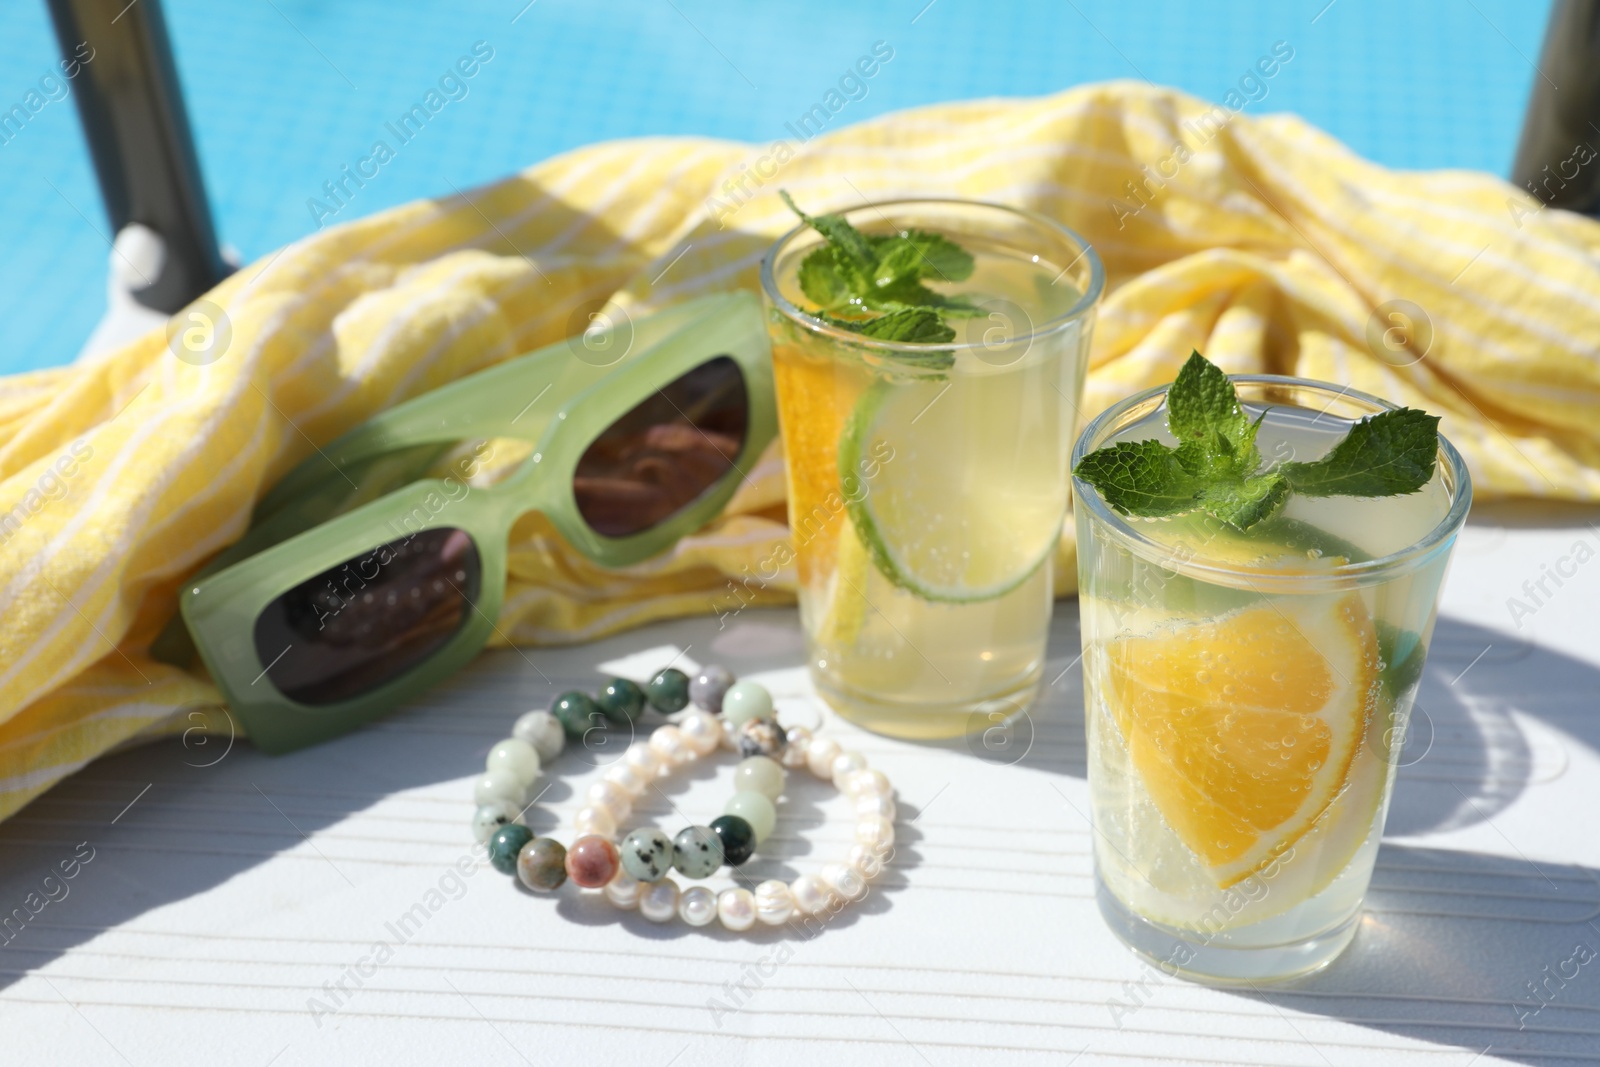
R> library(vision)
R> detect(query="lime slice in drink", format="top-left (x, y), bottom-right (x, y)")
top-left (837, 374), bottom-right (1067, 603)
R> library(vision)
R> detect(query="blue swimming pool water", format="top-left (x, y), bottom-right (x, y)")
top-left (0, 0), bottom-right (1551, 375)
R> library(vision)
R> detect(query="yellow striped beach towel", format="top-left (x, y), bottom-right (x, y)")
top-left (3, 82), bottom-right (1599, 823)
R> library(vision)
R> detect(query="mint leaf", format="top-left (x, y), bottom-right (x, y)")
top-left (1167, 350), bottom-right (1258, 469)
top-left (781, 191), bottom-right (875, 291)
top-left (1200, 473), bottom-right (1288, 529)
top-left (821, 307), bottom-right (955, 345)
top-left (1072, 351), bottom-right (1441, 531)
top-left (1072, 439), bottom-right (1205, 517)
top-left (1280, 408), bottom-right (1439, 497)
top-left (780, 191), bottom-right (981, 346)
top-left (891, 229), bottom-right (975, 281)
top-left (797, 247), bottom-right (854, 311)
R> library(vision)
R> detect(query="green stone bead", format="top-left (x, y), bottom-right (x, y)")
top-left (734, 756), bottom-right (785, 800)
top-left (672, 825), bottom-right (724, 879)
top-left (517, 837), bottom-right (567, 891)
top-left (646, 668), bottom-right (690, 714)
top-left (721, 681), bottom-right (773, 726)
top-left (710, 814), bottom-right (756, 866)
top-left (724, 790), bottom-right (777, 843)
top-left (551, 690), bottom-right (603, 738)
top-left (488, 823), bottom-right (534, 874)
top-left (595, 677), bottom-right (647, 723)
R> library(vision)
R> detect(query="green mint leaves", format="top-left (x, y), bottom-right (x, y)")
top-left (780, 190), bottom-right (980, 338)
top-left (1073, 351), bottom-right (1440, 530)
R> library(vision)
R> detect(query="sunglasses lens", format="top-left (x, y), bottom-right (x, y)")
top-left (574, 355), bottom-right (749, 538)
top-left (253, 527), bottom-right (481, 705)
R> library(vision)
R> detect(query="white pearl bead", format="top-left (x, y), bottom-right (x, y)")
top-left (574, 805), bottom-right (617, 838)
top-left (717, 887), bottom-right (757, 931)
top-left (471, 801), bottom-right (518, 843)
top-left (855, 793), bottom-right (896, 821)
top-left (604, 872), bottom-right (642, 909)
top-left (624, 741), bottom-right (662, 777)
top-left (830, 751), bottom-right (868, 789)
top-left (857, 816), bottom-right (895, 850)
top-left (586, 780), bottom-right (632, 820)
top-left (754, 879), bottom-right (794, 925)
top-left (805, 737), bottom-right (842, 778)
top-left (648, 725), bottom-right (691, 766)
top-left (603, 762), bottom-right (648, 797)
top-left (679, 885), bottom-right (717, 926)
top-left (848, 842), bottom-right (887, 881)
top-left (486, 738), bottom-right (541, 787)
top-left (790, 874), bottom-right (835, 916)
top-left (639, 878), bottom-right (680, 923)
top-left (472, 768), bottom-right (525, 808)
top-left (820, 862), bottom-right (866, 901)
top-left (678, 709), bottom-right (722, 756)
top-left (511, 710), bottom-right (565, 763)
top-left (782, 726), bottom-right (812, 769)
top-left (844, 768), bottom-right (890, 797)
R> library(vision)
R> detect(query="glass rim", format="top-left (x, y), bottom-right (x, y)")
top-left (758, 196), bottom-right (1105, 354)
top-left (1071, 374), bottom-right (1474, 588)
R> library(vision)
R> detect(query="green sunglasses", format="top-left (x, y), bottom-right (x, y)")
top-left (172, 292), bottom-right (777, 754)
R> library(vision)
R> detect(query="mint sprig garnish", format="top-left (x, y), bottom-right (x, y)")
top-left (779, 190), bottom-right (982, 349)
top-left (1073, 351), bottom-right (1440, 530)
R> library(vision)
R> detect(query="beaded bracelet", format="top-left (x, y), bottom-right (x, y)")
top-left (467, 665), bottom-right (896, 932)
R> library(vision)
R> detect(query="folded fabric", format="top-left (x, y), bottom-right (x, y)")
top-left (3, 82), bottom-right (1598, 825)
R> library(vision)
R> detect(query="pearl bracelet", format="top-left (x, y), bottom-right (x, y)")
top-left (468, 665), bottom-right (895, 933)
top-left (603, 720), bottom-right (897, 931)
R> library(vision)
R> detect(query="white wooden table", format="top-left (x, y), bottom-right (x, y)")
top-left (1, 502), bottom-right (1596, 1066)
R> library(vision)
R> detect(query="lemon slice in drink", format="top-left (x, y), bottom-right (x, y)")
top-left (1105, 592), bottom-right (1381, 889)
top-left (838, 376), bottom-right (1067, 603)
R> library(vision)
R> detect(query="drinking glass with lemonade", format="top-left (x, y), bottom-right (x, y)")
top-left (1072, 356), bottom-right (1471, 981)
top-left (759, 196), bottom-right (1103, 739)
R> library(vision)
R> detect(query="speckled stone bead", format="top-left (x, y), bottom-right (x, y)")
top-left (737, 718), bottom-right (786, 760)
top-left (620, 827), bottom-right (675, 882)
top-left (471, 801), bottom-right (518, 844)
top-left (721, 681), bottom-right (773, 727)
top-left (488, 824), bottom-right (535, 874)
top-left (516, 837), bottom-right (567, 891)
top-left (595, 677), bottom-right (647, 723)
top-left (689, 665), bottom-right (736, 713)
top-left (551, 690), bottom-right (603, 738)
top-left (672, 825), bottom-right (724, 878)
top-left (709, 814), bottom-right (756, 866)
top-left (646, 667), bottom-right (690, 713)
top-left (733, 756), bottom-right (785, 801)
top-left (511, 710), bottom-right (565, 763)
top-left (724, 790), bottom-right (777, 843)
top-left (566, 834), bottom-right (621, 888)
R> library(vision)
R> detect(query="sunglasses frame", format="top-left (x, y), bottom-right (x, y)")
top-left (180, 292), bottom-right (776, 754)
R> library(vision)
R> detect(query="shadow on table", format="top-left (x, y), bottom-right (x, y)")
top-left (1240, 843), bottom-right (1600, 1065)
